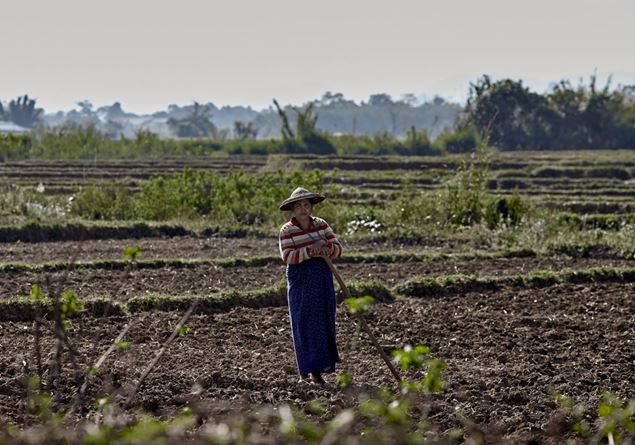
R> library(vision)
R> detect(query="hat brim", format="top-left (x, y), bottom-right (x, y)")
top-left (279, 194), bottom-right (325, 211)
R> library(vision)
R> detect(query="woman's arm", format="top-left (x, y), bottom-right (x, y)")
top-left (323, 223), bottom-right (342, 259)
top-left (279, 226), bottom-right (311, 264)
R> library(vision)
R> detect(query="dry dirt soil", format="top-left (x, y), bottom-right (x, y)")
top-left (1, 281), bottom-right (634, 441)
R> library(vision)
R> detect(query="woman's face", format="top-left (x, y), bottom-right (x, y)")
top-left (293, 199), bottom-right (312, 224)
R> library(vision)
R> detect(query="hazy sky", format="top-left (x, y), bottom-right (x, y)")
top-left (2, 0), bottom-right (634, 114)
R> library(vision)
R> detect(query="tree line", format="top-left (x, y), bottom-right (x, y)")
top-left (465, 75), bottom-right (635, 150)
top-left (2, 75), bottom-right (635, 157)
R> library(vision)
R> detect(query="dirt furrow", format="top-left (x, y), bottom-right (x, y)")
top-left (0, 256), bottom-right (631, 300)
top-left (0, 281), bottom-right (633, 439)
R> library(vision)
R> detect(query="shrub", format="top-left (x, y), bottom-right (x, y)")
top-left (0, 133), bottom-right (31, 161)
top-left (71, 169), bottom-right (328, 225)
top-left (484, 189), bottom-right (531, 229)
top-left (435, 125), bottom-right (479, 153)
top-left (444, 142), bottom-right (490, 226)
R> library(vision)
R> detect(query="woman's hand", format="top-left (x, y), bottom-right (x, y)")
top-left (308, 240), bottom-right (329, 257)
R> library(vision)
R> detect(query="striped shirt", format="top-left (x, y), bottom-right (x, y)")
top-left (279, 216), bottom-right (342, 265)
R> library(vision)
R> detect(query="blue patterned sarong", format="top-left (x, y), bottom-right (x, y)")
top-left (286, 257), bottom-right (340, 375)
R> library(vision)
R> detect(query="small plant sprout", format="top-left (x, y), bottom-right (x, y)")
top-left (26, 376), bottom-right (54, 422)
top-left (336, 373), bottom-right (353, 389)
top-left (60, 290), bottom-right (85, 329)
top-left (343, 295), bottom-right (375, 316)
top-left (178, 324), bottom-right (192, 336)
top-left (124, 245), bottom-right (141, 262)
top-left (115, 339), bottom-right (130, 350)
top-left (391, 345), bottom-right (430, 372)
top-left (30, 284), bottom-right (45, 303)
top-left (422, 359), bottom-right (446, 394)
top-left (306, 400), bottom-right (326, 416)
top-left (596, 392), bottom-right (635, 444)
top-left (391, 345), bottom-right (446, 395)
top-left (553, 392), bottom-right (591, 437)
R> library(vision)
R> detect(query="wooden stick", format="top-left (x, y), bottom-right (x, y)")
top-left (323, 257), bottom-right (401, 384)
top-left (79, 321), bottom-right (134, 399)
top-left (125, 302), bottom-right (197, 407)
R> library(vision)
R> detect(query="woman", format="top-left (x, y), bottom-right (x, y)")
top-left (278, 187), bottom-right (342, 385)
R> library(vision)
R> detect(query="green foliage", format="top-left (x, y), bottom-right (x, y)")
top-left (60, 290), bottom-right (84, 328)
top-left (336, 373), bottom-right (353, 389)
top-left (273, 99), bottom-right (336, 154)
top-left (402, 126), bottom-right (436, 155)
top-left (466, 76), bottom-right (552, 150)
top-left (359, 398), bottom-right (412, 426)
top-left (30, 284), bottom-right (45, 303)
top-left (343, 295), bottom-right (375, 315)
top-left (123, 245), bottom-right (141, 262)
top-left (484, 189), bottom-right (531, 229)
top-left (26, 376), bottom-right (55, 422)
top-left (392, 344), bottom-right (430, 371)
top-left (596, 393), bottom-right (635, 443)
top-left (421, 359), bottom-right (446, 394)
top-left (177, 324), bottom-right (191, 336)
top-left (395, 266), bottom-right (635, 299)
top-left (444, 141), bottom-right (490, 226)
top-left (71, 169), bottom-right (327, 225)
top-left (0, 133), bottom-right (31, 161)
top-left (554, 392), bottom-right (635, 443)
top-left (114, 339), bottom-right (130, 350)
top-left (435, 125), bottom-right (479, 153)
top-left (466, 74), bottom-right (635, 150)
top-left (345, 214), bottom-right (383, 235)
top-left (70, 183), bottom-right (135, 220)
top-left (34, 123), bottom-right (107, 159)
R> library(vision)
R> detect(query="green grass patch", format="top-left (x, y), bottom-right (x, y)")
top-left (3, 266), bottom-right (635, 321)
top-left (0, 221), bottom-right (193, 243)
top-left (126, 283), bottom-right (290, 314)
top-left (0, 249), bottom-right (539, 274)
top-left (0, 220), bottom-right (278, 244)
top-left (396, 267), bottom-right (635, 298)
top-left (0, 296), bottom-right (126, 322)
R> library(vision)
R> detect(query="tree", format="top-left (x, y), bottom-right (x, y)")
top-left (400, 93), bottom-right (419, 106)
top-left (77, 100), bottom-right (94, 115)
top-left (6, 95), bottom-right (43, 128)
top-left (295, 101), bottom-right (319, 141)
top-left (546, 76), bottom-right (631, 149)
top-left (167, 102), bottom-right (218, 138)
top-left (233, 120), bottom-right (258, 140)
top-left (466, 76), bottom-right (553, 149)
top-left (319, 91), bottom-right (355, 108)
top-left (368, 93), bottom-right (394, 106)
top-left (272, 99), bottom-right (336, 154)
top-left (273, 99), bottom-right (295, 143)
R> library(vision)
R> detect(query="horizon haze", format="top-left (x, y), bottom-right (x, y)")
top-left (2, 0), bottom-right (634, 114)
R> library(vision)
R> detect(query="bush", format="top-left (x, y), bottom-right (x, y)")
top-left (484, 189), bottom-right (531, 229)
top-left (0, 133), bottom-right (32, 161)
top-left (71, 184), bottom-right (135, 220)
top-left (444, 143), bottom-right (490, 226)
top-left (435, 125), bottom-right (479, 153)
top-left (71, 169), bottom-right (328, 225)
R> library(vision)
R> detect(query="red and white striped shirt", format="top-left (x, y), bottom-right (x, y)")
top-left (279, 216), bottom-right (342, 265)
